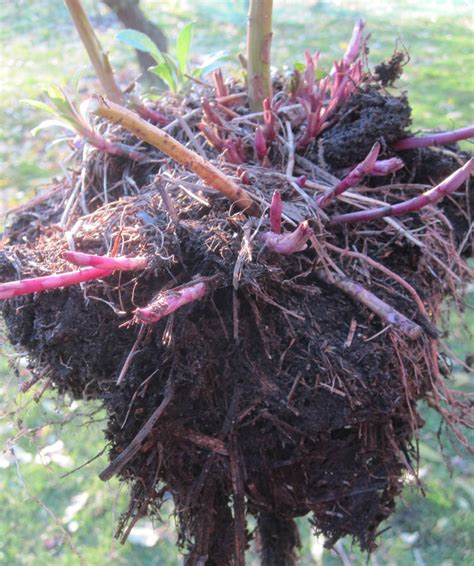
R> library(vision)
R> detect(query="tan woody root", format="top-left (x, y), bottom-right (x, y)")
top-left (89, 97), bottom-right (260, 215)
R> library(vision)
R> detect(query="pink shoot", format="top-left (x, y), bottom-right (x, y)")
top-left (236, 167), bottom-right (251, 185)
top-left (371, 157), bottom-right (405, 176)
top-left (63, 251), bottom-right (147, 270)
top-left (134, 280), bottom-right (208, 324)
top-left (222, 139), bottom-right (245, 165)
top-left (316, 142), bottom-right (381, 208)
top-left (392, 125), bottom-right (474, 151)
top-left (255, 126), bottom-right (268, 161)
top-left (270, 191), bottom-right (282, 234)
top-left (329, 158), bottom-right (474, 225)
top-left (0, 267), bottom-right (111, 300)
top-left (261, 221), bottom-right (312, 254)
top-left (341, 19), bottom-right (365, 70)
top-left (198, 123), bottom-right (225, 151)
top-left (262, 98), bottom-right (277, 142)
top-left (212, 69), bottom-right (228, 98)
top-left (295, 175), bottom-right (307, 188)
top-left (202, 97), bottom-right (223, 126)
top-left (134, 103), bottom-right (169, 126)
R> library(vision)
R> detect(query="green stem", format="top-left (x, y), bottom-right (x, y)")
top-left (64, 0), bottom-right (123, 103)
top-left (246, 0), bottom-right (273, 111)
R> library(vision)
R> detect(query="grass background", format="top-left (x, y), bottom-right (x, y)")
top-left (0, 1), bottom-right (473, 564)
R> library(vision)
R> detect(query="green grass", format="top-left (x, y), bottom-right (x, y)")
top-left (1, 1), bottom-right (473, 564)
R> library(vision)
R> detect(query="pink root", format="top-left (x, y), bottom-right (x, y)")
top-left (134, 280), bottom-right (208, 324)
top-left (0, 267), bottom-right (111, 300)
top-left (329, 158), bottom-right (474, 225)
top-left (393, 125), bottom-right (474, 151)
top-left (261, 221), bottom-right (312, 255)
top-left (270, 191), bottom-right (282, 234)
top-left (63, 251), bottom-right (148, 270)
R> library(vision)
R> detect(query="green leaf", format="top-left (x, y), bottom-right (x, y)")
top-left (294, 62), bottom-right (305, 72)
top-left (199, 50), bottom-right (229, 77)
top-left (116, 29), bottom-right (163, 63)
top-left (31, 119), bottom-right (76, 136)
top-left (149, 63), bottom-right (176, 93)
top-left (22, 99), bottom-right (58, 116)
top-left (175, 22), bottom-right (193, 75)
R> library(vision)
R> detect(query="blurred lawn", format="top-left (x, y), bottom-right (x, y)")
top-left (0, 1), bottom-right (473, 564)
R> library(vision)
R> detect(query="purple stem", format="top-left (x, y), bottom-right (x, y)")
top-left (329, 158), bottom-right (474, 225)
top-left (393, 126), bottom-right (474, 151)
top-left (316, 142), bottom-right (380, 208)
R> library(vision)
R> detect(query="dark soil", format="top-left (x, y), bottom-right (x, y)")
top-left (1, 74), bottom-right (472, 565)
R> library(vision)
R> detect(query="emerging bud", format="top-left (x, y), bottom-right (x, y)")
top-left (134, 280), bottom-right (208, 324)
top-left (371, 158), bottom-right (405, 176)
top-left (261, 221), bottom-right (312, 255)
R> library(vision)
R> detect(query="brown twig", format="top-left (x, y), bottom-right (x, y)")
top-left (316, 269), bottom-right (423, 340)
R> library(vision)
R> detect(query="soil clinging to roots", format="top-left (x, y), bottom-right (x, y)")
top-left (1, 58), bottom-right (473, 564)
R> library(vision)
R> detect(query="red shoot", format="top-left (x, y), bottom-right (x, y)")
top-left (295, 175), bottom-right (307, 188)
top-left (134, 280), bottom-right (208, 324)
top-left (212, 69), bottom-right (228, 98)
top-left (63, 251), bottom-right (148, 270)
top-left (261, 221), bottom-right (312, 255)
top-left (135, 104), bottom-right (169, 126)
top-left (202, 97), bottom-right (223, 126)
top-left (262, 98), bottom-right (277, 142)
top-left (198, 123), bottom-right (225, 151)
top-left (223, 139), bottom-right (245, 165)
top-left (270, 191), bottom-right (282, 234)
top-left (317, 142), bottom-right (381, 208)
top-left (255, 126), bottom-right (268, 161)
top-left (392, 125), bottom-right (474, 151)
top-left (329, 158), bottom-right (474, 225)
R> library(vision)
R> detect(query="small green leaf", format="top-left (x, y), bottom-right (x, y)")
top-left (150, 63), bottom-right (176, 93)
top-left (31, 119), bottom-right (76, 136)
top-left (22, 99), bottom-right (58, 116)
top-left (116, 29), bottom-right (163, 63)
top-left (175, 22), bottom-right (193, 74)
top-left (199, 50), bottom-right (229, 77)
top-left (294, 62), bottom-right (305, 72)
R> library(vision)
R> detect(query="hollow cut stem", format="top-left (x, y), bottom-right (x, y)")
top-left (90, 97), bottom-right (259, 214)
top-left (246, 0), bottom-right (273, 111)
